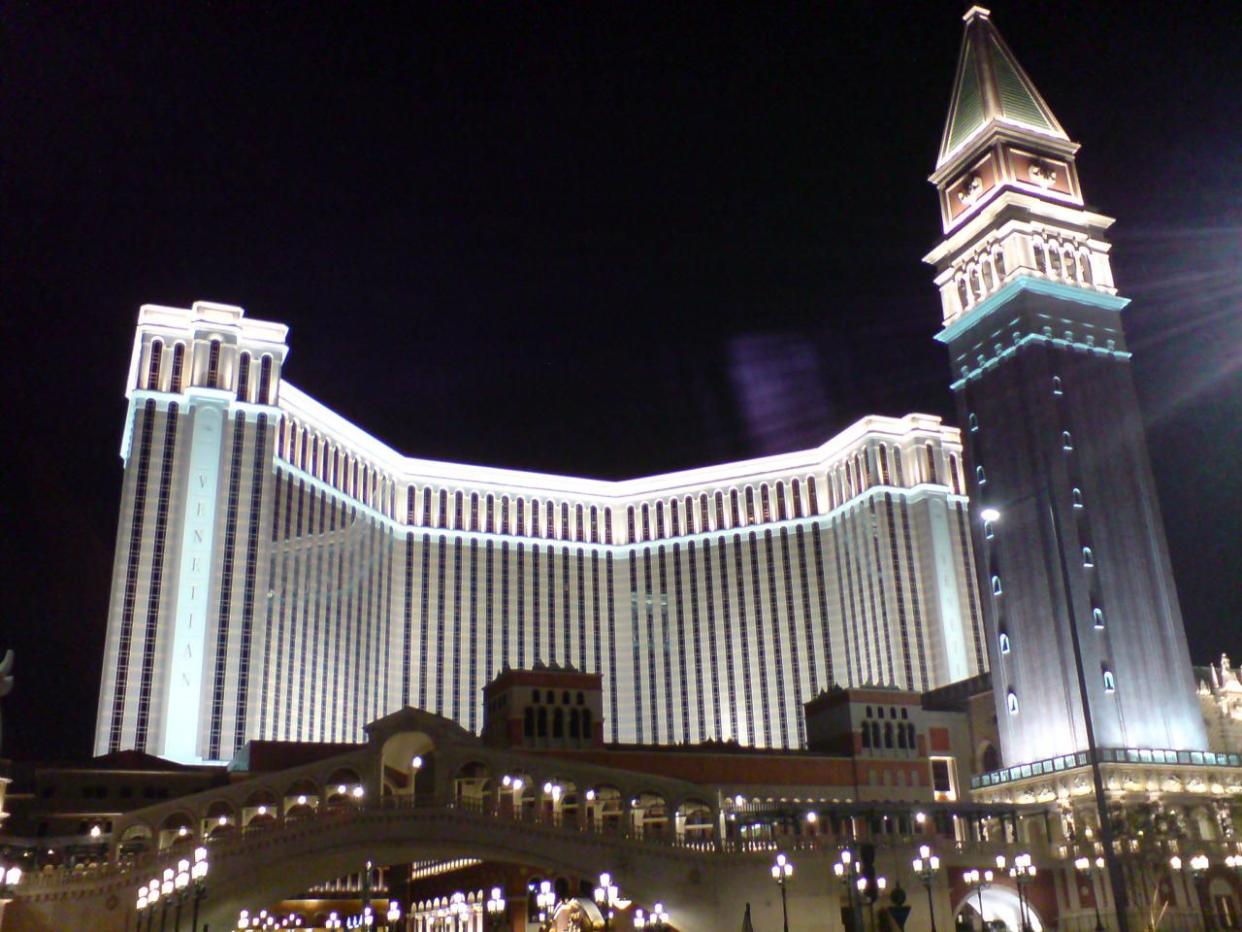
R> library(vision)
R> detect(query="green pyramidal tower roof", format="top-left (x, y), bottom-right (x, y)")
top-left (937, 6), bottom-right (1070, 169)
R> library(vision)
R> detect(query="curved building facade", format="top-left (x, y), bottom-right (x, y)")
top-left (95, 302), bottom-right (986, 763)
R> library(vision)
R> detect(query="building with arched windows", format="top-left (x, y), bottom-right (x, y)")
top-left (95, 300), bottom-right (985, 763)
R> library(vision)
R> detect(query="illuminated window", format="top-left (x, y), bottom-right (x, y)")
top-left (236, 352), bottom-right (250, 402)
top-left (1062, 431), bottom-right (1073, 450)
top-left (562, 502), bottom-right (570, 541)
top-left (957, 278), bottom-right (969, 308)
top-left (146, 339), bottom-right (163, 390)
top-left (999, 632), bottom-right (1011, 654)
top-left (982, 261), bottom-right (994, 290)
top-left (1049, 245), bottom-right (1062, 277)
top-left (627, 506), bottom-right (636, 544)
top-left (516, 498), bottom-right (525, 535)
top-left (1006, 691), bottom-right (1019, 715)
top-left (1079, 252), bottom-right (1093, 284)
top-left (1072, 488), bottom-right (1084, 509)
top-left (993, 247), bottom-right (1005, 277)
top-left (547, 501), bottom-right (556, 540)
top-left (576, 503), bottom-right (584, 542)
top-left (656, 502), bottom-right (665, 538)
top-left (760, 485), bottom-right (771, 523)
top-left (745, 487), bottom-right (756, 525)
top-left (604, 508), bottom-right (612, 544)
top-left (1082, 547), bottom-right (1095, 567)
top-left (730, 490), bottom-right (741, 527)
top-left (590, 505), bottom-right (598, 542)
top-left (1102, 669), bottom-right (1116, 693)
top-left (206, 339), bottom-right (221, 388)
top-left (991, 576), bottom-right (1003, 596)
top-left (1033, 241), bottom-right (1047, 274)
top-left (641, 504), bottom-right (651, 542)
top-left (984, 520), bottom-right (994, 539)
top-left (948, 454), bottom-right (962, 494)
top-left (925, 443), bottom-right (938, 484)
top-left (976, 465), bottom-right (987, 486)
top-left (1063, 250), bottom-right (1077, 281)
top-left (1093, 607), bottom-right (1105, 629)
top-left (682, 496), bottom-right (694, 534)
top-left (422, 488), bottom-right (432, 526)
top-left (775, 482), bottom-right (787, 521)
top-left (790, 480), bottom-right (803, 518)
top-left (806, 476), bottom-right (819, 515)
top-left (715, 491), bottom-right (726, 529)
top-left (698, 493), bottom-right (710, 531)
top-left (502, 496), bottom-right (511, 535)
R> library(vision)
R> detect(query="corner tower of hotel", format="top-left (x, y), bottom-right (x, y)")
top-left (925, 7), bottom-right (1207, 768)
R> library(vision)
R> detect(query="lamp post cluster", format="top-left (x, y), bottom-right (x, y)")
top-left (1074, 855), bottom-right (1106, 932)
top-left (912, 845), bottom-right (941, 932)
top-left (1171, 853), bottom-right (1218, 930)
top-left (833, 847), bottom-right (864, 932)
top-left (0, 862), bottom-right (23, 902)
top-left (1000, 853), bottom-right (1036, 932)
top-left (633, 902), bottom-right (670, 929)
top-left (963, 867), bottom-right (994, 932)
top-left (771, 853), bottom-right (793, 932)
top-left (485, 886), bottom-right (507, 931)
top-left (594, 872), bottom-right (627, 931)
top-left (535, 879), bottom-right (558, 929)
top-left (235, 910), bottom-right (305, 929)
top-left (136, 846), bottom-right (209, 932)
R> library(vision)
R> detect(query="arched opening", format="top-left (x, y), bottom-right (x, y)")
top-left (541, 777), bottom-right (579, 827)
top-left (676, 799), bottom-right (714, 846)
top-left (955, 883), bottom-right (1044, 931)
top-left (586, 784), bottom-right (623, 833)
top-left (324, 768), bottom-right (363, 807)
top-left (631, 790), bottom-right (669, 840)
top-left (243, 788), bottom-right (279, 828)
top-left (284, 778), bottom-right (319, 819)
top-left (117, 823), bottom-right (153, 858)
top-left (158, 811), bottom-right (196, 851)
top-left (203, 800), bottom-right (237, 838)
top-left (453, 761), bottom-right (491, 811)
top-left (380, 731), bottom-right (435, 799)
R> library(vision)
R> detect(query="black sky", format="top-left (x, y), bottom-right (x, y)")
top-left (3, 1), bottom-right (1240, 762)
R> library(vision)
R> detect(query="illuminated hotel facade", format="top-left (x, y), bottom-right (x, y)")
top-left (95, 305), bottom-right (986, 763)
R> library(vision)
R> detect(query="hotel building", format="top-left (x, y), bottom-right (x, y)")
top-left (95, 305), bottom-right (985, 763)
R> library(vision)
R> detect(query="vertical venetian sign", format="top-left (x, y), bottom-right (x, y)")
top-left (164, 403), bottom-right (225, 762)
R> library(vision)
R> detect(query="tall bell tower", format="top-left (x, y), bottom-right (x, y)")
top-left (924, 7), bottom-right (1207, 769)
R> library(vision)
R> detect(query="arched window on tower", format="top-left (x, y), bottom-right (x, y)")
top-left (1006, 691), bottom-right (1019, 715)
top-left (207, 339), bottom-right (222, 388)
top-left (948, 454), bottom-right (961, 494)
top-left (730, 490), bottom-right (741, 527)
top-left (656, 501), bottom-right (666, 538)
top-left (576, 503), bottom-right (584, 542)
top-left (806, 477), bottom-right (819, 515)
top-left (745, 487), bottom-right (756, 525)
top-left (516, 498), bottom-right (526, 536)
top-left (999, 632), bottom-right (1011, 654)
top-left (1062, 431), bottom-right (1074, 450)
top-left (682, 496), bottom-right (694, 534)
top-left (1072, 488), bottom-right (1084, 509)
top-left (258, 355), bottom-right (272, 404)
top-left (976, 465), bottom-right (987, 486)
top-left (878, 447), bottom-right (890, 485)
top-left (146, 339), bottom-right (163, 390)
top-left (981, 261), bottom-right (994, 291)
top-left (627, 506), bottom-right (636, 544)
top-left (1049, 244), bottom-right (1062, 278)
top-left (957, 278), bottom-right (970, 309)
top-left (991, 575), bottom-right (1003, 596)
top-left (1052, 375), bottom-right (1063, 395)
top-left (1079, 251), bottom-right (1093, 284)
top-left (502, 497), bottom-right (511, 535)
top-left (925, 443), bottom-right (938, 485)
top-left (1093, 607), bottom-right (1105, 629)
top-left (775, 482), bottom-right (787, 521)
top-left (761, 485), bottom-right (771, 523)
top-left (1033, 241), bottom-right (1047, 274)
top-left (170, 343), bottom-right (186, 393)
top-left (700, 493), bottom-right (712, 531)
top-left (438, 490), bottom-right (448, 529)
top-left (993, 246), bottom-right (1006, 277)
top-left (1082, 547), bottom-right (1095, 567)
top-left (641, 504), bottom-right (651, 542)
top-left (1102, 669), bottom-right (1116, 693)
top-left (984, 520), bottom-right (994, 540)
top-left (715, 491), bottom-right (727, 529)
top-left (236, 352), bottom-right (251, 402)
top-left (590, 505), bottom-right (599, 542)
top-left (547, 501), bottom-right (556, 540)
top-left (532, 500), bottom-right (542, 538)
top-left (562, 502), bottom-right (571, 541)
top-left (791, 479), bottom-right (803, 518)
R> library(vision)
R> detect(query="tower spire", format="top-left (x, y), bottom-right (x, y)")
top-left (938, 6), bottom-right (1069, 171)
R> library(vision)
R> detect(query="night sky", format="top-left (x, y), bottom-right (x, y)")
top-left (3, 2), bottom-right (1239, 762)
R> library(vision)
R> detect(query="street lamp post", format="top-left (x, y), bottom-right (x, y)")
top-left (1008, 853), bottom-right (1036, 932)
top-left (1173, 853), bottom-right (1216, 931)
top-left (188, 847), bottom-right (209, 932)
top-left (485, 886), bottom-right (507, 932)
top-left (385, 900), bottom-right (401, 931)
top-left (1075, 856), bottom-right (1106, 932)
top-left (771, 853), bottom-right (793, 932)
top-left (856, 875), bottom-right (887, 932)
top-left (912, 845), bottom-right (941, 932)
top-left (159, 868), bottom-right (175, 932)
top-left (535, 880), bottom-right (557, 930)
top-left (963, 868), bottom-right (994, 932)
top-left (593, 872), bottom-right (624, 931)
top-left (834, 847), bottom-right (865, 932)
